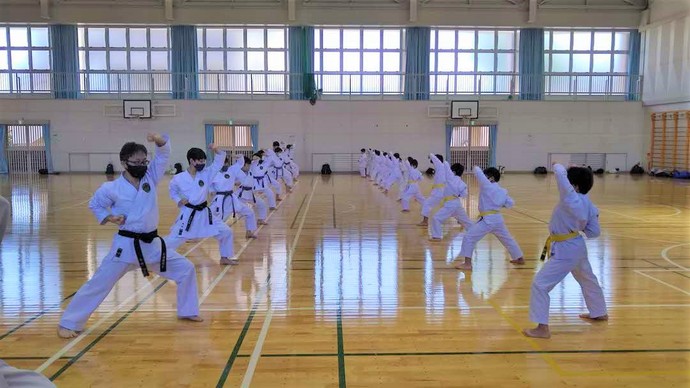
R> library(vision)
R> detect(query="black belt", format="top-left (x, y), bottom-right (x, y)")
top-left (216, 191), bottom-right (235, 219)
top-left (117, 229), bottom-right (166, 277)
top-left (274, 166), bottom-right (284, 179)
top-left (184, 201), bottom-right (212, 232)
top-left (239, 186), bottom-right (256, 203)
top-left (254, 175), bottom-right (266, 188)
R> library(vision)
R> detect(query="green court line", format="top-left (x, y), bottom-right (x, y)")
top-left (337, 307), bottom-right (346, 388)
top-left (50, 281), bottom-right (168, 381)
top-left (289, 194), bottom-right (309, 229)
top-left (234, 348), bottom-right (690, 358)
top-left (215, 273), bottom-right (270, 388)
top-left (0, 292), bottom-right (77, 341)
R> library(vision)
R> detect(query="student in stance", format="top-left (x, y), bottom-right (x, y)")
top-left (454, 166), bottom-right (524, 270)
top-left (358, 148), bottom-right (367, 178)
top-left (429, 163), bottom-right (474, 240)
top-left (250, 151), bottom-right (277, 210)
top-left (418, 154), bottom-right (448, 226)
top-left (165, 145), bottom-right (236, 265)
top-left (237, 156), bottom-right (269, 226)
top-left (523, 164), bottom-right (607, 339)
top-left (400, 158), bottom-right (425, 212)
top-left (58, 134), bottom-right (202, 339)
top-left (211, 155), bottom-right (257, 239)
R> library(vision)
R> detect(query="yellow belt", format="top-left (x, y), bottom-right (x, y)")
top-left (478, 210), bottom-right (499, 217)
top-left (441, 195), bottom-right (460, 205)
top-left (432, 184), bottom-right (445, 189)
top-left (539, 232), bottom-right (580, 261)
top-left (408, 180), bottom-right (417, 184)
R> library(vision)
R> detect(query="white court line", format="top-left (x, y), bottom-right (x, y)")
top-left (636, 269), bottom-right (690, 272)
top-left (605, 233), bottom-right (685, 245)
top-left (635, 270), bottom-right (690, 297)
top-left (35, 234), bottom-right (219, 374)
top-left (240, 308), bottom-right (273, 388)
top-left (599, 208), bottom-right (649, 222)
top-left (660, 243), bottom-right (690, 271)
top-left (340, 203), bottom-right (356, 214)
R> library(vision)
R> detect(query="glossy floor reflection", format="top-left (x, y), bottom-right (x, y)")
top-left (0, 173), bottom-right (689, 387)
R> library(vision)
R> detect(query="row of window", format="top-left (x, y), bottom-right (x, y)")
top-left (0, 25), bottom-right (636, 95)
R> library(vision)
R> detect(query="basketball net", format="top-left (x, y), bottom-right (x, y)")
top-left (461, 115), bottom-right (471, 127)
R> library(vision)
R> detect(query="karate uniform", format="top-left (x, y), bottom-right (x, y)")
top-left (421, 154), bottom-right (448, 218)
top-left (264, 151), bottom-right (284, 198)
top-left (400, 160), bottom-right (425, 211)
top-left (165, 150), bottom-right (234, 259)
top-left (383, 156), bottom-right (402, 191)
top-left (250, 160), bottom-right (277, 208)
top-left (237, 168), bottom-right (268, 221)
top-left (459, 166), bottom-right (523, 260)
top-left (528, 164), bottom-right (607, 325)
top-left (211, 156), bottom-right (257, 233)
top-left (275, 151), bottom-right (294, 189)
top-left (60, 137), bottom-right (199, 332)
top-left (430, 173), bottom-right (474, 239)
top-left (286, 147), bottom-right (300, 179)
top-left (358, 152), bottom-right (367, 177)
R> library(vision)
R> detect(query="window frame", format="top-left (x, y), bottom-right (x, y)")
top-left (0, 25), bottom-right (52, 94)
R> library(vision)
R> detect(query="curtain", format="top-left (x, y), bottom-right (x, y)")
top-left (171, 26), bottom-right (199, 100)
top-left (627, 30), bottom-right (642, 101)
top-left (250, 124), bottom-right (259, 153)
top-left (0, 125), bottom-right (8, 174)
top-left (445, 123), bottom-right (453, 162)
top-left (404, 27), bottom-right (430, 100)
top-left (204, 124), bottom-right (214, 159)
top-left (50, 25), bottom-right (80, 99)
top-left (43, 124), bottom-right (54, 173)
top-left (489, 125), bottom-right (498, 167)
top-left (519, 28), bottom-right (544, 101)
top-left (288, 26), bottom-right (315, 100)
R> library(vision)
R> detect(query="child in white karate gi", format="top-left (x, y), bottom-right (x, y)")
top-left (429, 163), bottom-right (474, 240)
top-left (211, 155), bottom-right (257, 239)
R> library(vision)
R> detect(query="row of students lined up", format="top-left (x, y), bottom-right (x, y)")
top-left (57, 135), bottom-right (299, 339)
top-left (359, 148), bottom-right (608, 339)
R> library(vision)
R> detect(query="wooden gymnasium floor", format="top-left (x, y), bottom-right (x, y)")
top-left (1, 172), bottom-right (689, 387)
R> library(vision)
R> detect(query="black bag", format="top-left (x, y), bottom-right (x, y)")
top-left (533, 166), bottom-right (548, 174)
top-left (630, 163), bottom-right (645, 175)
top-left (106, 163), bottom-right (115, 175)
top-left (38, 168), bottom-right (48, 175)
top-left (321, 163), bottom-right (332, 175)
top-left (594, 168), bottom-right (605, 175)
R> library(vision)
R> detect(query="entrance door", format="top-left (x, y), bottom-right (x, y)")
top-left (5, 125), bottom-right (47, 174)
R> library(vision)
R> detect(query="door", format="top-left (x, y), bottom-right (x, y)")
top-left (449, 125), bottom-right (492, 170)
top-left (5, 125), bottom-right (47, 174)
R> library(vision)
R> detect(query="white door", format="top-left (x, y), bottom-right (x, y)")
top-left (5, 125), bottom-right (47, 174)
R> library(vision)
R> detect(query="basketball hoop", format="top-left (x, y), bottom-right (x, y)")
top-left (461, 115), bottom-right (471, 126)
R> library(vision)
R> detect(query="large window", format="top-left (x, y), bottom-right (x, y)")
top-left (544, 29), bottom-right (631, 95)
top-left (211, 124), bottom-right (254, 157)
top-left (314, 28), bottom-right (405, 95)
top-left (197, 27), bottom-right (287, 94)
top-left (78, 26), bottom-right (170, 93)
top-left (0, 25), bottom-right (51, 94)
top-left (430, 28), bottom-right (518, 95)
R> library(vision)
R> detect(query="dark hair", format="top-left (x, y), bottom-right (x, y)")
top-left (243, 156), bottom-right (252, 165)
top-left (275, 147), bottom-right (283, 153)
top-left (411, 159), bottom-right (419, 168)
top-left (451, 163), bottom-right (465, 177)
top-left (484, 167), bottom-right (501, 182)
top-left (187, 147), bottom-right (206, 163)
top-left (224, 157), bottom-right (231, 164)
top-left (361, 148), bottom-right (366, 153)
top-left (273, 141), bottom-right (280, 147)
top-left (567, 166), bottom-right (594, 194)
top-left (393, 153), bottom-right (400, 160)
top-left (435, 154), bottom-right (444, 163)
top-left (287, 144), bottom-right (293, 149)
top-left (374, 150), bottom-right (381, 156)
top-left (119, 142), bottom-right (147, 162)
top-left (254, 150), bottom-right (265, 158)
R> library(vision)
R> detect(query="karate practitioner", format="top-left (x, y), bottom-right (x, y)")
top-left (285, 144), bottom-right (300, 181)
top-left (358, 148), bottom-right (367, 178)
top-left (400, 158), bottom-right (425, 212)
top-left (58, 133), bottom-right (202, 339)
top-left (455, 166), bottom-right (524, 270)
top-left (251, 151), bottom-right (277, 210)
top-left (165, 145), bottom-right (236, 265)
top-left (238, 156), bottom-right (269, 225)
top-left (523, 164), bottom-right (607, 339)
top-left (211, 155), bottom-right (257, 239)
top-left (429, 163), bottom-right (474, 240)
top-left (418, 154), bottom-right (448, 226)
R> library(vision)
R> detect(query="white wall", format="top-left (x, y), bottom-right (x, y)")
top-left (0, 99), bottom-right (645, 172)
top-left (641, 0), bottom-right (690, 106)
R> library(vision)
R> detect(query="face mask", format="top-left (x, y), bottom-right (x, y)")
top-left (221, 166), bottom-right (229, 172)
top-left (194, 163), bottom-right (206, 172)
top-left (127, 165), bottom-right (147, 179)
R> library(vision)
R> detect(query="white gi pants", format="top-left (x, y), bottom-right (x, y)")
top-left (400, 184), bottom-right (425, 211)
top-left (421, 187), bottom-right (444, 218)
top-left (212, 193), bottom-right (257, 232)
top-left (430, 199), bottom-right (474, 239)
top-left (459, 215), bottom-right (523, 259)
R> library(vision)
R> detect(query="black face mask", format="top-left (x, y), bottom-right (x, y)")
top-left (127, 165), bottom-right (147, 179)
top-left (195, 163), bottom-right (206, 172)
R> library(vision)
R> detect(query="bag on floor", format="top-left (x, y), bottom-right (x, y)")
top-left (630, 163), bottom-right (645, 175)
top-left (321, 163), bottom-right (332, 175)
top-left (105, 163), bottom-right (114, 175)
top-left (533, 166), bottom-right (547, 174)
top-left (594, 168), bottom-right (605, 175)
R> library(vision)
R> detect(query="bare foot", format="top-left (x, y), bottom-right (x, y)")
top-left (57, 326), bottom-right (79, 339)
top-left (579, 313), bottom-right (609, 321)
top-left (417, 221), bottom-right (428, 226)
top-left (454, 261), bottom-right (473, 271)
top-left (220, 257), bottom-right (240, 266)
top-left (246, 232), bottom-right (258, 239)
top-left (179, 316), bottom-right (204, 322)
top-left (401, 209), bottom-right (410, 213)
top-left (276, 197), bottom-right (282, 202)
top-left (396, 198), bottom-right (402, 202)
top-left (429, 237), bottom-right (442, 241)
top-left (269, 207), bottom-right (277, 211)
top-left (258, 220), bottom-right (268, 225)
top-left (510, 257), bottom-right (525, 265)
top-left (522, 325), bottom-right (551, 339)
